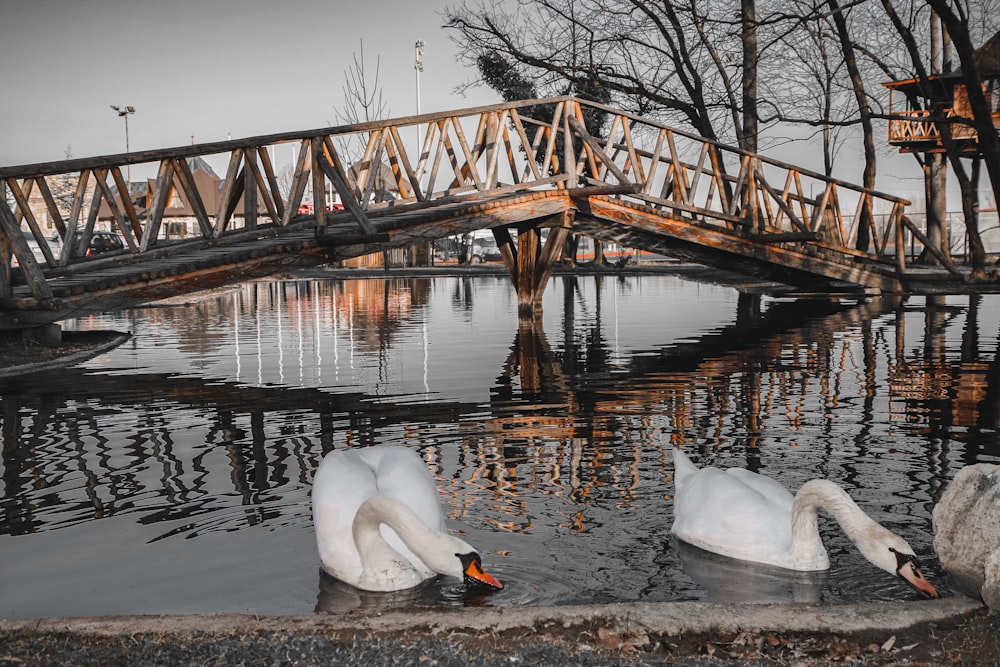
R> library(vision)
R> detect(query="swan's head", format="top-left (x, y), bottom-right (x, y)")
top-left (458, 551), bottom-right (504, 590)
top-left (889, 547), bottom-right (939, 599)
top-left (425, 536), bottom-right (503, 590)
top-left (859, 529), bottom-right (938, 598)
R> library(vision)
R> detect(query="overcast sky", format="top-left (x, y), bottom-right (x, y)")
top-left (1, 0), bottom-right (963, 206)
top-left (0, 0), bottom-right (497, 168)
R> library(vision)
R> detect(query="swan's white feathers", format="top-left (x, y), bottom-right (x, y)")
top-left (312, 445), bottom-right (484, 591)
top-left (672, 462), bottom-right (796, 566)
top-left (669, 447), bottom-right (919, 575)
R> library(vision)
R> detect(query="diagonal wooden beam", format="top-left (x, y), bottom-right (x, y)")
top-left (0, 198), bottom-right (53, 299)
top-left (173, 158), bottom-right (214, 238)
top-left (566, 115), bottom-right (630, 185)
top-left (317, 137), bottom-right (376, 235)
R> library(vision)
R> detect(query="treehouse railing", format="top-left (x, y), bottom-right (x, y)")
top-left (1, 96), bottom-right (933, 303)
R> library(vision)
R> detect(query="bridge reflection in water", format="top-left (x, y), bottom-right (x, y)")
top-left (1, 274), bottom-right (999, 618)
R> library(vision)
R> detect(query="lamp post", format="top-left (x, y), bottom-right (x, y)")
top-left (111, 104), bottom-right (136, 187)
top-left (414, 40), bottom-right (425, 152)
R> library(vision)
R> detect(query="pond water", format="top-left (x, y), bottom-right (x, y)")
top-left (1, 272), bottom-right (999, 619)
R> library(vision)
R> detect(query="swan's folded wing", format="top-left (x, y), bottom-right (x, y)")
top-left (312, 452), bottom-right (376, 581)
top-left (671, 467), bottom-right (792, 567)
top-left (375, 447), bottom-right (446, 533)
top-left (725, 467), bottom-right (795, 513)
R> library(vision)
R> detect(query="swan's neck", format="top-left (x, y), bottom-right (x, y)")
top-left (786, 479), bottom-right (880, 570)
top-left (352, 496), bottom-right (440, 589)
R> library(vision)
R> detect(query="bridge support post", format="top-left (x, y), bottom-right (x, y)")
top-left (507, 210), bottom-right (575, 318)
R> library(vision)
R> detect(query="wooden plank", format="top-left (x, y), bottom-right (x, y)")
top-left (538, 104), bottom-right (563, 184)
top-left (317, 137), bottom-right (376, 235)
top-left (901, 214), bottom-right (963, 276)
top-left (244, 150), bottom-right (279, 226)
top-left (425, 121), bottom-right (446, 196)
top-left (92, 168), bottom-right (137, 252)
top-left (567, 115), bottom-right (630, 185)
top-left (510, 109), bottom-right (542, 181)
top-left (257, 146), bottom-right (286, 221)
top-left (34, 176), bottom-right (67, 240)
top-left (61, 169), bottom-right (91, 262)
top-left (747, 231), bottom-right (822, 243)
top-left (215, 149), bottom-right (245, 236)
top-left (174, 157), bottom-right (214, 238)
top-left (448, 116), bottom-right (485, 191)
top-left (5, 178), bottom-right (57, 267)
top-left (281, 139), bottom-right (312, 226)
top-left (641, 128), bottom-right (667, 196)
top-left (243, 151), bottom-right (259, 230)
top-left (752, 167), bottom-right (809, 233)
top-left (8, 178), bottom-right (35, 224)
top-left (533, 209), bottom-right (574, 297)
top-left (314, 137), bottom-right (339, 222)
top-left (142, 160), bottom-right (175, 251)
top-left (483, 111), bottom-right (506, 190)
top-left (0, 197), bottom-right (53, 299)
top-left (441, 130), bottom-right (471, 193)
top-left (561, 103), bottom-right (577, 189)
top-left (108, 166), bottom-right (143, 241)
top-left (619, 114), bottom-right (645, 184)
top-left (388, 125), bottom-right (425, 202)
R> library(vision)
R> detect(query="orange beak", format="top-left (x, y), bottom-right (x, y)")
top-left (463, 558), bottom-right (503, 590)
top-left (897, 558), bottom-right (939, 599)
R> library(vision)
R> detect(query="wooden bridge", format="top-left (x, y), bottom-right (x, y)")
top-left (0, 96), bottom-right (984, 330)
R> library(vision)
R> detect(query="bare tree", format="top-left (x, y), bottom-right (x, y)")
top-left (331, 40), bottom-right (389, 166)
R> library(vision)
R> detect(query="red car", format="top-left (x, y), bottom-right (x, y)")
top-left (297, 202), bottom-right (345, 215)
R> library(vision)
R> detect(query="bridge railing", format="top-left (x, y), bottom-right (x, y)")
top-left (2, 96), bottom-right (936, 302)
top-left (555, 99), bottom-right (952, 275)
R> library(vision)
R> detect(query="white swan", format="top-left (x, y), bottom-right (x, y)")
top-left (311, 445), bottom-right (503, 592)
top-left (670, 447), bottom-right (938, 598)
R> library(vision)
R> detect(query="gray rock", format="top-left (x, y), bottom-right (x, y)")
top-left (933, 463), bottom-right (1000, 610)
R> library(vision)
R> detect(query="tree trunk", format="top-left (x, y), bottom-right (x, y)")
top-left (923, 14), bottom-right (949, 265)
top-left (827, 0), bottom-right (875, 251)
top-left (740, 0), bottom-right (758, 153)
top-left (925, 0), bottom-right (1000, 232)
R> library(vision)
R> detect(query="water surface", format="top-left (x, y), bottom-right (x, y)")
top-left (2, 274), bottom-right (998, 619)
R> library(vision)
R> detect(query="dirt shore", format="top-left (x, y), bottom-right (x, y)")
top-left (0, 329), bottom-right (130, 378)
top-left (2, 599), bottom-right (997, 667)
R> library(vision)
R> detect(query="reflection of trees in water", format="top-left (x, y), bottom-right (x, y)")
top-left (3, 285), bottom-right (1000, 542)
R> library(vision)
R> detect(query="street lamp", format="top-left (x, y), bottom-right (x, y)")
top-left (111, 104), bottom-right (135, 186)
top-left (414, 40), bottom-right (425, 152)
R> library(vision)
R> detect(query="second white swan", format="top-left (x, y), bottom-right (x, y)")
top-left (670, 447), bottom-right (938, 598)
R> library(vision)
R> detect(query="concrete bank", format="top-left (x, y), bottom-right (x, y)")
top-left (4, 597), bottom-right (981, 637)
top-left (2, 598), bottom-right (993, 666)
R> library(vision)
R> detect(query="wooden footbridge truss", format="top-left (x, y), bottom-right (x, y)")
top-left (0, 96), bottom-right (979, 330)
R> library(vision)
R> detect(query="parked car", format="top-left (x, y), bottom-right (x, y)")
top-left (296, 202), bottom-right (345, 215)
top-left (10, 229), bottom-right (62, 268)
top-left (71, 231), bottom-right (125, 258)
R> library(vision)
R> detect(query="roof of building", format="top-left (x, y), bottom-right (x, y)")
top-left (972, 30), bottom-right (1000, 74)
top-left (883, 30), bottom-right (1000, 92)
top-left (186, 156), bottom-right (219, 178)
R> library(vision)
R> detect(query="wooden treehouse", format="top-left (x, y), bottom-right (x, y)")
top-left (885, 31), bottom-right (1000, 155)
